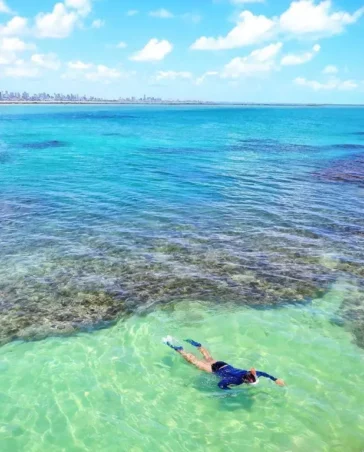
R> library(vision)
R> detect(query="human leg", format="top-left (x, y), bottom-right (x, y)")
top-left (185, 339), bottom-right (215, 363)
top-left (163, 337), bottom-right (213, 373)
top-left (177, 350), bottom-right (213, 373)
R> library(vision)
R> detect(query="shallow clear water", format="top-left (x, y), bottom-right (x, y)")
top-left (1, 105), bottom-right (364, 450)
top-left (1, 282), bottom-right (364, 451)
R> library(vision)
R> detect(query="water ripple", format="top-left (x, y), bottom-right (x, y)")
top-left (0, 105), bottom-right (364, 346)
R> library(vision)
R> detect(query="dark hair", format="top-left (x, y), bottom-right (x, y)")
top-left (243, 372), bottom-right (256, 383)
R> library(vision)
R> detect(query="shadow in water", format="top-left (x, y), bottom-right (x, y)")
top-left (191, 374), bottom-right (256, 412)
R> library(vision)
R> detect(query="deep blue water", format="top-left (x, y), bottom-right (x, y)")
top-left (0, 105), bottom-right (364, 345)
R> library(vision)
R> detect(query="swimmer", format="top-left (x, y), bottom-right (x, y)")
top-left (163, 337), bottom-right (285, 390)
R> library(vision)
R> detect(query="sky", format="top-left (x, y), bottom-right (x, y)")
top-left (0, 0), bottom-right (363, 103)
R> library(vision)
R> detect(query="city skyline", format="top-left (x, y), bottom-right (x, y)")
top-left (0, 90), bottom-right (163, 102)
top-left (0, 0), bottom-right (363, 103)
top-left (1, 89), bottom-right (364, 105)
top-left (0, 89), bottom-right (207, 103)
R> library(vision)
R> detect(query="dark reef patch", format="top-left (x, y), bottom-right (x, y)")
top-left (0, 151), bottom-right (11, 164)
top-left (330, 143), bottom-right (364, 150)
top-left (0, 255), bottom-right (327, 345)
top-left (21, 140), bottom-right (68, 150)
top-left (237, 139), bottom-right (317, 153)
top-left (314, 155), bottom-right (364, 186)
top-left (0, 196), bottom-right (58, 226)
top-left (145, 146), bottom-right (212, 154)
top-left (2, 226), bottom-right (362, 346)
top-left (51, 112), bottom-right (137, 121)
top-left (238, 139), bottom-right (364, 153)
top-left (2, 128), bottom-right (364, 348)
top-left (338, 282), bottom-right (364, 349)
top-left (102, 132), bottom-right (125, 136)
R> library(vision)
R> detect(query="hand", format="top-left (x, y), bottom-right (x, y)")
top-left (275, 379), bottom-right (285, 386)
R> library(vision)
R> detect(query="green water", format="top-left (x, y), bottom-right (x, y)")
top-left (1, 281), bottom-right (363, 452)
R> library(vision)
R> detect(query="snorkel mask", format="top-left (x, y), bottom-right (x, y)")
top-left (245, 369), bottom-right (259, 385)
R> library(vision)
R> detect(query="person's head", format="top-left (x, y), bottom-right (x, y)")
top-left (243, 368), bottom-right (258, 384)
top-left (243, 372), bottom-right (257, 384)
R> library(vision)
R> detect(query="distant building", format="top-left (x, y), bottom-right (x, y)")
top-left (0, 90), bottom-right (205, 104)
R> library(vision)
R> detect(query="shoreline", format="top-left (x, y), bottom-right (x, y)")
top-left (0, 101), bottom-right (364, 107)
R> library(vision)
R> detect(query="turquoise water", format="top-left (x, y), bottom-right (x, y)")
top-left (0, 105), bottom-right (364, 450)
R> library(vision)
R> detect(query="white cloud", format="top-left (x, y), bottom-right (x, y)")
top-left (281, 43), bottom-right (320, 66)
top-left (191, 1), bottom-right (364, 50)
top-left (3, 59), bottom-right (40, 77)
top-left (116, 41), bottom-right (127, 48)
top-left (65, 0), bottom-right (91, 16)
top-left (130, 38), bottom-right (173, 62)
top-left (196, 71), bottom-right (219, 85)
top-left (322, 64), bottom-right (338, 74)
top-left (181, 13), bottom-right (202, 24)
top-left (0, 37), bottom-right (35, 52)
top-left (34, 0), bottom-right (93, 38)
top-left (126, 9), bottom-right (139, 17)
top-left (149, 8), bottom-right (174, 19)
top-left (155, 70), bottom-right (193, 81)
top-left (250, 42), bottom-right (283, 61)
top-left (31, 52), bottom-right (60, 70)
top-left (0, 1), bottom-right (13, 14)
top-left (339, 80), bottom-right (359, 90)
top-left (91, 19), bottom-right (104, 28)
top-left (191, 11), bottom-right (274, 50)
top-left (222, 42), bottom-right (282, 78)
top-left (35, 3), bottom-right (79, 38)
top-left (279, 0), bottom-right (364, 36)
top-left (1, 49), bottom-right (62, 78)
top-left (0, 53), bottom-right (13, 64)
top-left (0, 36), bottom-right (35, 66)
top-left (195, 42), bottom-right (282, 84)
top-left (63, 62), bottom-right (133, 83)
top-left (68, 60), bottom-right (91, 69)
top-left (294, 76), bottom-right (358, 91)
top-left (85, 64), bottom-right (122, 82)
top-left (0, 16), bottom-right (28, 36)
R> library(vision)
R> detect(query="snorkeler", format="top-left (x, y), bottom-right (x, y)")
top-left (163, 337), bottom-right (285, 390)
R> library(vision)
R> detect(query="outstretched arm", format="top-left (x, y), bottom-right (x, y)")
top-left (256, 370), bottom-right (285, 386)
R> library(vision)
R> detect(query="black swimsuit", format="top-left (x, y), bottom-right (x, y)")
top-left (211, 361), bottom-right (228, 373)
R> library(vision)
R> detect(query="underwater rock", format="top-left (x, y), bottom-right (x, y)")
top-left (0, 231), bottom-right (343, 346)
top-left (52, 112), bottom-right (136, 120)
top-left (1, 227), bottom-right (363, 346)
top-left (338, 283), bottom-right (364, 348)
top-left (102, 132), bottom-right (125, 136)
top-left (236, 139), bottom-right (317, 153)
top-left (330, 143), bottom-right (364, 150)
top-left (21, 140), bottom-right (68, 149)
top-left (0, 151), bottom-right (11, 164)
top-left (314, 156), bottom-right (364, 186)
top-left (0, 288), bottom-right (129, 345)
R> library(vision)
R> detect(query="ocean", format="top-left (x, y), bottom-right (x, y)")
top-left (0, 105), bottom-right (363, 451)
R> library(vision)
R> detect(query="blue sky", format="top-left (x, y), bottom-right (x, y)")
top-left (0, 0), bottom-right (363, 102)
